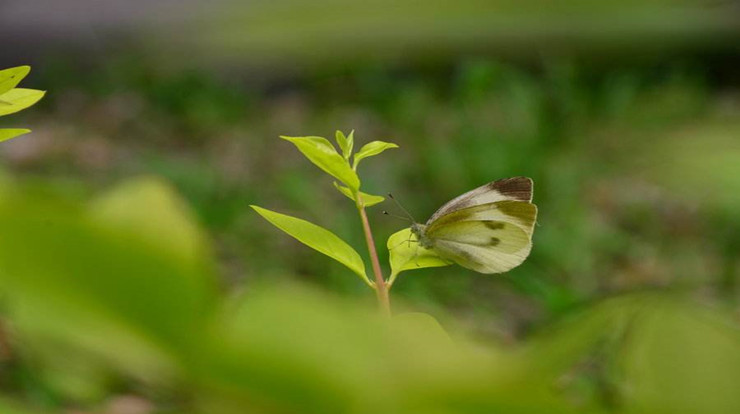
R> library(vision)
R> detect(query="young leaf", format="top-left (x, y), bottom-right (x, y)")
top-left (281, 136), bottom-right (360, 190)
top-left (387, 228), bottom-right (450, 286)
top-left (333, 182), bottom-right (385, 207)
top-left (345, 130), bottom-right (354, 158)
top-left (0, 88), bottom-right (46, 117)
top-left (335, 131), bottom-right (349, 157)
top-left (335, 130), bottom-right (354, 160)
top-left (353, 141), bottom-right (399, 170)
top-left (251, 205), bottom-right (371, 287)
top-left (0, 66), bottom-right (31, 95)
top-left (0, 129), bottom-right (31, 142)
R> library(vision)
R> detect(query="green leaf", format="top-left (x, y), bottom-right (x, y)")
top-left (0, 66), bottom-right (31, 95)
top-left (335, 130), bottom-right (354, 160)
top-left (353, 140), bottom-right (399, 169)
top-left (0, 184), bottom-right (218, 376)
top-left (392, 312), bottom-right (451, 344)
top-left (0, 88), bottom-right (46, 117)
top-left (281, 136), bottom-right (360, 190)
top-left (387, 228), bottom-right (450, 286)
top-left (0, 129), bottom-right (30, 142)
top-left (333, 181), bottom-right (385, 207)
top-left (251, 205), bottom-right (371, 286)
top-left (89, 176), bottom-right (212, 271)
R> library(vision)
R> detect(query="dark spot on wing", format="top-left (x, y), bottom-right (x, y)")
top-left (490, 237), bottom-right (500, 246)
top-left (484, 221), bottom-right (505, 230)
top-left (496, 201), bottom-right (537, 228)
top-left (489, 177), bottom-right (532, 202)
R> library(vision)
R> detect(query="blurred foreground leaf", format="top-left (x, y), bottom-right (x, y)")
top-left (0, 179), bottom-right (217, 378)
top-left (198, 285), bottom-right (574, 414)
top-left (524, 294), bottom-right (740, 414)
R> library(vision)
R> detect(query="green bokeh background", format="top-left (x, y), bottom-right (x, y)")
top-left (0, 1), bottom-right (739, 412)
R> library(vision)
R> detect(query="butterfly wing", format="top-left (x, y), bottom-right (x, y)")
top-left (425, 199), bottom-right (537, 274)
top-left (428, 200), bottom-right (537, 236)
top-left (434, 236), bottom-right (532, 274)
top-left (426, 177), bottom-right (532, 224)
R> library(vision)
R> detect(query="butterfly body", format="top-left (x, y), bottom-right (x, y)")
top-left (411, 177), bottom-right (537, 274)
top-left (410, 223), bottom-right (433, 249)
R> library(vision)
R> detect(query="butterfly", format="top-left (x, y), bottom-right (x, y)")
top-left (408, 177), bottom-right (537, 274)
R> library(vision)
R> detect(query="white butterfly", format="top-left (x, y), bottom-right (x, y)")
top-left (407, 177), bottom-right (537, 274)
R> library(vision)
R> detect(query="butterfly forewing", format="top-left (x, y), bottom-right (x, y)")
top-left (427, 177), bottom-right (532, 224)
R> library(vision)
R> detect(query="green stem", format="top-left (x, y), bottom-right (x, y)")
top-left (357, 203), bottom-right (391, 316)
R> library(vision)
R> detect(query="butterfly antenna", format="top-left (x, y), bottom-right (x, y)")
top-left (387, 193), bottom-right (417, 223)
top-left (382, 210), bottom-right (412, 222)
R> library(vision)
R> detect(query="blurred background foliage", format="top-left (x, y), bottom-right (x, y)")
top-left (0, 0), bottom-right (739, 412)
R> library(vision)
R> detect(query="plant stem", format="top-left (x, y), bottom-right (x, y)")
top-left (358, 204), bottom-right (391, 316)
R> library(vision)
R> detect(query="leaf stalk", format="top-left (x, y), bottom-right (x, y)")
top-left (357, 196), bottom-right (391, 316)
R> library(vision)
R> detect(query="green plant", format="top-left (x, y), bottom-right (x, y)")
top-left (251, 131), bottom-right (403, 314)
top-left (251, 132), bottom-right (537, 314)
top-left (0, 66), bottom-right (45, 142)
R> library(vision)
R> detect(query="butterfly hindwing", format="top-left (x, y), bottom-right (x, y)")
top-left (427, 200), bottom-right (537, 237)
top-left (427, 220), bottom-right (530, 254)
top-left (427, 177), bottom-right (532, 223)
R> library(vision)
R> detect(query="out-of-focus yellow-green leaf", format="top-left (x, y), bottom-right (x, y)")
top-left (334, 130), bottom-right (354, 160)
top-left (621, 298), bottom-right (740, 414)
top-left (387, 228), bottom-right (450, 286)
top-left (0, 88), bottom-right (45, 117)
top-left (198, 285), bottom-right (558, 414)
top-left (522, 294), bottom-right (740, 414)
top-left (0, 66), bottom-right (30, 95)
top-left (280, 135), bottom-right (360, 190)
top-left (352, 140), bottom-right (398, 170)
top-left (0, 128), bottom-right (31, 142)
top-left (391, 312), bottom-right (451, 344)
top-left (250, 205), bottom-right (370, 286)
top-left (333, 181), bottom-right (384, 207)
top-left (0, 181), bottom-right (218, 377)
top-left (90, 176), bottom-right (213, 273)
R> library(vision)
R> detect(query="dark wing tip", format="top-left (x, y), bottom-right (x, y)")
top-left (489, 177), bottom-right (533, 202)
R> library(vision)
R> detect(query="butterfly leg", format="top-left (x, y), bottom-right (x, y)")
top-left (390, 238), bottom-right (417, 250)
